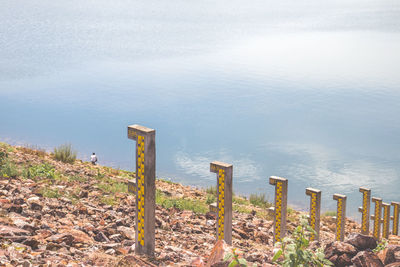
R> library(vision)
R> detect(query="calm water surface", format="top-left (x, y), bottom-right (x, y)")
top-left (1, 0), bottom-right (400, 218)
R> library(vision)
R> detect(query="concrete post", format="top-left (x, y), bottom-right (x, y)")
top-left (371, 197), bottom-right (382, 240)
top-left (127, 125), bottom-right (156, 255)
top-left (210, 161), bottom-right (233, 245)
top-left (333, 194), bottom-right (346, 241)
top-left (358, 187), bottom-right (371, 235)
top-left (306, 188), bottom-right (321, 241)
top-left (269, 176), bottom-right (288, 244)
top-left (392, 202), bottom-right (400, 236)
top-left (382, 202), bottom-right (391, 239)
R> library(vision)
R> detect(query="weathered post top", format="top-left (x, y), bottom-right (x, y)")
top-left (382, 202), bottom-right (391, 239)
top-left (210, 161), bottom-right (233, 245)
top-left (127, 124), bottom-right (156, 256)
top-left (333, 193), bottom-right (347, 241)
top-left (306, 188), bottom-right (321, 241)
top-left (392, 202), bottom-right (400, 236)
top-left (358, 187), bottom-right (371, 235)
top-left (269, 176), bottom-right (288, 244)
top-left (371, 197), bottom-right (382, 240)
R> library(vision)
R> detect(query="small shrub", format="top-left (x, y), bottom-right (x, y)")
top-left (0, 161), bottom-right (19, 178)
top-left (53, 144), bottom-right (76, 164)
top-left (224, 247), bottom-right (256, 267)
top-left (233, 196), bottom-right (248, 205)
top-left (273, 215), bottom-right (333, 266)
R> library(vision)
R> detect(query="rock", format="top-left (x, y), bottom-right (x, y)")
top-left (22, 237), bottom-right (40, 250)
top-left (386, 263), bottom-right (400, 267)
top-left (94, 232), bottom-right (110, 243)
top-left (117, 226), bottom-right (135, 240)
top-left (346, 233), bottom-right (377, 251)
top-left (351, 250), bottom-right (384, 267)
top-left (0, 225), bottom-right (30, 236)
top-left (325, 241), bottom-right (358, 266)
top-left (206, 240), bottom-right (231, 267)
top-left (384, 245), bottom-right (400, 265)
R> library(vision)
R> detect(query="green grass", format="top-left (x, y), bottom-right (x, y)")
top-left (97, 181), bottom-right (128, 194)
top-left (206, 186), bottom-right (217, 195)
top-left (206, 194), bottom-right (216, 205)
top-left (23, 163), bottom-right (56, 180)
top-left (0, 160), bottom-right (19, 178)
top-left (41, 187), bottom-right (62, 198)
top-left (233, 196), bottom-right (249, 205)
top-left (100, 195), bottom-right (117, 206)
top-left (53, 144), bottom-right (77, 164)
top-left (249, 193), bottom-right (272, 208)
top-left (323, 210), bottom-right (337, 217)
top-left (156, 190), bottom-right (208, 214)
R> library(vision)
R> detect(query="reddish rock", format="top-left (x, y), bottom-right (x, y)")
top-left (351, 250), bottom-right (384, 267)
top-left (206, 240), bottom-right (230, 267)
top-left (384, 245), bottom-right (400, 265)
top-left (346, 233), bottom-right (377, 251)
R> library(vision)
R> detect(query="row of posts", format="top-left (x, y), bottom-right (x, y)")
top-left (126, 124), bottom-right (400, 256)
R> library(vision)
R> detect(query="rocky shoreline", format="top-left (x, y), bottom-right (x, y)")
top-left (0, 142), bottom-right (399, 266)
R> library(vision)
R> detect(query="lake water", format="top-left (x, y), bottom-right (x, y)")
top-left (1, 0), bottom-right (400, 219)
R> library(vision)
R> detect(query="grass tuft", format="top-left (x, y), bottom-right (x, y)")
top-left (156, 190), bottom-right (207, 214)
top-left (249, 193), bottom-right (272, 208)
top-left (53, 144), bottom-right (77, 164)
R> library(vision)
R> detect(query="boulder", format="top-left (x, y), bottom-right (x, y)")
top-left (206, 240), bottom-right (230, 267)
top-left (325, 241), bottom-right (358, 266)
top-left (346, 233), bottom-right (377, 251)
top-left (351, 250), bottom-right (384, 267)
top-left (384, 245), bottom-right (400, 265)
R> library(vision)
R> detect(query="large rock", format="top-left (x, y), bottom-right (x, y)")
top-left (351, 250), bottom-right (384, 267)
top-left (206, 240), bottom-right (230, 267)
top-left (324, 241), bottom-right (357, 267)
top-left (384, 245), bottom-right (400, 265)
top-left (346, 233), bottom-right (377, 251)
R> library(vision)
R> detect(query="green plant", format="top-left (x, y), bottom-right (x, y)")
top-left (0, 161), bottom-right (19, 178)
top-left (322, 211), bottom-right (337, 217)
top-left (224, 247), bottom-right (256, 267)
top-left (53, 144), bottom-right (76, 164)
top-left (23, 163), bottom-right (56, 180)
top-left (41, 187), bottom-right (62, 198)
top-left (373, 238), bottom-right (388, 253)
top-left (206, 194), bottom-right (216, 205)
top-left (249, 193), bottom-right (271, 208)
top-left (206, 185), bottom-right (217, 195)
top-left (272, 215), bottom-right (333, 267)
top-left (156, 190), bottom-right (208, 213)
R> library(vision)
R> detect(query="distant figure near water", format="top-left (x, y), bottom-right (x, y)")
top-left (91, 152), bottom-right (98, 165)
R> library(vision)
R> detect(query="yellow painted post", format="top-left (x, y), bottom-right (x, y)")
top-left (392, 202), bottom-right (400, 236)
top-left (127, 125), bottom-right (156, 255)
top-left (358, 187), bottom-right (371, 235)
top-left (371, 197), bottom-right (382, 240)
top-left (210, 161), bottom-right (233, 245)
top-left (269, 176), bottom-right (288, 244)
top-left (333, 194), bottom-right (347, 241)
top-left (306, 188), bottom-right (321, 241)
top-left (382, 202), bottom-right (390, 239)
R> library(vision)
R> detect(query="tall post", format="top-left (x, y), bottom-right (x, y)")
top-left (269, 176), bottom-right (288, 244)
top-left (371, 197), bottom-right (382, 240)
top-left (358, 187), bottom-right (371, 235)
top-left (382, 202), bottom-right (391, 239)
top-left (210, 161), bottom-right (233, 245)
top-left (333, 194), bottom-right (346, 241)
top-left (305, 188), bottom-right (321, 241)
top-left (127, 125), bottom-right (156, 255)
top-left (392, 202), bottom-right (400, 236)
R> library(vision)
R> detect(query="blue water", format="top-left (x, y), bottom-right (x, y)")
top-left (1, 0), bottom-right (400, 219)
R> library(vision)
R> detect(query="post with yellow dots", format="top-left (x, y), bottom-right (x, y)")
top-left (371, 197), bottom-right (382, 240)
top-left (306, 188), bottom-right (321, 241)
top-left (269, 176), bottom-right (288, 244)
top-left (127, 124), bottom-right (156, 255)
top-left (333, 194), bottom-right (346, 241)
top-left (392, 202), bottom-right (400, 236)
top-left (358, 187), bottom-right (371, 235)
top-left (382, 203), bottom-right (390, 239)
top-left (210, 161), bottom-right (233, 245)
